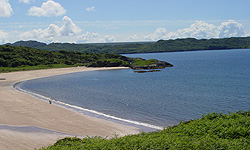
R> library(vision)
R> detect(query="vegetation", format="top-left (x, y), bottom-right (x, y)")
top-left (0, 64), bottom-right (77, 73)
top-left (5, 36), bottom-right (250, 54)
top-left (137, 37), bottom-right (250, 53)
top-left (5, 41), bottom-right (153, 54)
top-left (40, 111), bottom-right (250, 150)
top-left (130, 58), bottom-right (173, 70)
top-left (131, 59), bottom-right (158, 66)
top-left (0, 45), bottom-right (131, 72)
top-left (2, 37), bottom-right (248, 72)
top-left (0, 45), bottom-right (172, 73)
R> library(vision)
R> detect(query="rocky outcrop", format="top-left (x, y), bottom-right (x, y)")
top-left (134, 70), bottom-right (161, 73)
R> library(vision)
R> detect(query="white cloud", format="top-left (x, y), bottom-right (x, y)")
top-left (218, 20), bottom-right (245, 38)
top-left (143, 20), bottom-right (246, 41)
top-left (126, 34), bottom-right (139, 41)
top-left (28, 0), bottom-right (66, 17)
top-left (86, 6), bottom-right (96, 12)
top-left (17, 16), bottom-right (115, 43)
top-left (19, 0), bottom-right (31, 4)
top-left (143, 27), bottom-right (168, 41)
top-left (0, 0), bottom-right (13, 17)
top-left (45, 24), bottom-right (60, 37)
top-left (77, 32), bottom-right (115, 43)
top-left (0, 30), bottom-right (8, 44)
top-left (19, 16), bottom-right (81, 42)
top-left (167, 21), bottom-right (218, 39)
top-left (59, 16), bottom-right (82, 36)
top-left (103, 35), bottom-right (115, 43)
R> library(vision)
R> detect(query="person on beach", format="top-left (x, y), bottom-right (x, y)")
top-left (49, 100), bottom-right (52, 104)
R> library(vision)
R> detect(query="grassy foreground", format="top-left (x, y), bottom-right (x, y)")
top-left (40, 111), bottom-right (250, 150)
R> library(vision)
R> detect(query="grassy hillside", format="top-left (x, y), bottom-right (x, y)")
top-left (41, 111), bottom-right (250, 150)
top-left (5, 36), bottom-right (250, 54)
top-left (0, 45), bottom-right (172, 73)
top-left (0, 45), bottom-right (130, 72)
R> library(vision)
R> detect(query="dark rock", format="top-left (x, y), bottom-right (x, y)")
top-left (134, 70), bottom-right (162, 73)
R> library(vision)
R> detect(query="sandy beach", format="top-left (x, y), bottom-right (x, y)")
top-left (0, 67), bottom-right (139, 150)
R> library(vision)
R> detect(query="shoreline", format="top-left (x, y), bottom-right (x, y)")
top-left (14, 79), bottom-right (163, 131)
top-left (0, 67), bottom-right (140, 150)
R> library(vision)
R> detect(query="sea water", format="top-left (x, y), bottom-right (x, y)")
top-left (18, 49), bottom-right (250, 129)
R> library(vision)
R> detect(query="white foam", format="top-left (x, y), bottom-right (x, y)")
top-left (55, 101), bottom-right (163, 130)
top-left (14, 81), bottom-right (163, 130)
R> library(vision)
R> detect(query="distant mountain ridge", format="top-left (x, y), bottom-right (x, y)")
top-left (5, 40), bottom-right (47, 49)
top-left (5, 41), bottom-right (154, 54)
top-left (4, 36), bottom-right (250, 54)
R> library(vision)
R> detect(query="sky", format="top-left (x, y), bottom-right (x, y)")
top-left (0, 0), bottom-right (250, 44)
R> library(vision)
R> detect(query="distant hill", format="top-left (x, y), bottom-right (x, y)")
top-left (4, 36), bottom-right (250, 54)
top-left (5, 40), bottom-right (47, 48)
top-left (136, 37), bottom-right (250, 53)
top-left (4, 41), bottom-right (155, 54)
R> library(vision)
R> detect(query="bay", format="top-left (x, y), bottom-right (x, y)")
top-left (19, 49), bottom-right (250, 128)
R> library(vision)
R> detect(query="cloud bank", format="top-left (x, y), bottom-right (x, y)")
top-left (143, 20), bottom-right (246, 41)
top-left (219, 20), bottom-right (245, 38)
top-left (19, 16), bottom-right (81, 42)
top-left (18, 16), bottom-right (115, 43)
top-left (77, 32), bottom-right (114, 43)
top-left (28, 0), bottom-right (66, 17)
top-left (1, 18), bottom-right (246, 44)
top-left (0, 0), bottom-right (13, 17)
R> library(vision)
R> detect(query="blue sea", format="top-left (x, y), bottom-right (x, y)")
top-left (17, 49), bottom-right (250, 130)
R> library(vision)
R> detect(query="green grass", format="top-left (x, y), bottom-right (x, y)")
top-left (131, 59), bottom-right (158, 66)
top-left (0, 64), bottom-right (79, 73)
top-left (40, 111), bottom-right (250, 150)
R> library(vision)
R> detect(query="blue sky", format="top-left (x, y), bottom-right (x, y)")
top-left (0, 0), bottom-right (249, 44)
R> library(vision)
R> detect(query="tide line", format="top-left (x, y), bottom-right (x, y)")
top-left (13, 81), bottom-right (163, 131)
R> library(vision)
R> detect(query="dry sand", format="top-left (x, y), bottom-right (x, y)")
top-left (0, 67), bottom-right (139, 150)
